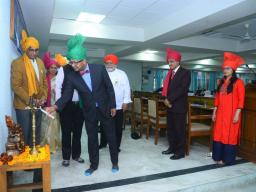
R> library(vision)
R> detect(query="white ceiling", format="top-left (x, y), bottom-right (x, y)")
top-left (19, 0), bottom-right (256, 73)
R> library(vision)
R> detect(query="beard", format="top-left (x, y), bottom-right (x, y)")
top-left (106, 67), bottom-right (116, 72)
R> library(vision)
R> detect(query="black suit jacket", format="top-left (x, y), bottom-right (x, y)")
top-left (56, 64), bottom-right (116, 121)
top-left (167, 66), bottom-right (191, 113)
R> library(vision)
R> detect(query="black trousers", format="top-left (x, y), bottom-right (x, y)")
top-left (167, 112), bottom-right (186, 156)
top-left (85, 108), bottom-right (118, 169)
top-left (100, 109), bottom-right (124, 150)
top-left (59, 101), bottom-right (84, 160)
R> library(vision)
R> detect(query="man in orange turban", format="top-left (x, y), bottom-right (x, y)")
top-left (99, 54), bottom-right (131, 153)
top-left (11, 30), bottom-right (47, 147)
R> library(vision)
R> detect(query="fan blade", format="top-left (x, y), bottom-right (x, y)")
top-left (220, 34), bottom-right (242, 40)
top-left (202, 31), bottom-right (220, 36)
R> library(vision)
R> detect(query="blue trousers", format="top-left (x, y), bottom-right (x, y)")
top-left (15, 109), bottom-right (42, 147)
top-left (212, 141), bottom-right (237, 165)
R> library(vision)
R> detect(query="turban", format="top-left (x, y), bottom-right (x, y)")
top-left (222, 52), bottom-right (244, 70)
top-left (162, 48), bottom-right (182, 97)
top-left (20, 30), bottom-right (39, 52)
top-left (42, 52), bottom-right (58, 69)
top-left (103, 54), bottom-right (119, 65)
top-left (20, 30), bottom-right (40, 96)
top-left (166, 48), bottom-right (181, 63)
top-left (67, 34), bottom-right (87, 61)
top-left (55, 53), bottom-right (68, 66)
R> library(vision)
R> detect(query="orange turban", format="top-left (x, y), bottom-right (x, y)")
top-left (104, 54), bottom-right (119, 65)
top-left (55, 53), bottom-right (68, 66)
top-left (222, 52), bottom-right (244, 70)
top-left (20, 30), bottom-right (39, 52)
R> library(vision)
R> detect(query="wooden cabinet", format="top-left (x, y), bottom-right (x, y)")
top-left (238, 83), bottom-right (256, 162)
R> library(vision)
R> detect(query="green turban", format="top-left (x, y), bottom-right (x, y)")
top-left (67, 34), bottom-right (87, 61)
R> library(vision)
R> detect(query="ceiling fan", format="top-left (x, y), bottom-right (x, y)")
top-left (202, 23), bottom-right (256, 41)
top-left (225, 23), bottom-right (256, 41)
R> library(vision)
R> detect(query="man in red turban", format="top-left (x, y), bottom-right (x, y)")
top-left (162, 48), bottom-right (191, 160)
top-left (99, 54), bottom-right (131, 154)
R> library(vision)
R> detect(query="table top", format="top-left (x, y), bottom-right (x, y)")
top-left (190, 103), bottom-right (214, 110)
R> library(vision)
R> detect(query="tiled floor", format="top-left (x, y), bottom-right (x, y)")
top-left (12, 127), bottom-right (256, 191)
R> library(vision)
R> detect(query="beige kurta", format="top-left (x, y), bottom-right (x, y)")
top-left (40, 76), bottom-right (61, 153)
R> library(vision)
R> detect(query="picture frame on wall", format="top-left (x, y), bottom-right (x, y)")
top-left (10, 0), bottom-right (28, 55)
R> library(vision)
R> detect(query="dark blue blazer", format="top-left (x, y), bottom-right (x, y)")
top-left (56, 64), bottom-right (116, 121)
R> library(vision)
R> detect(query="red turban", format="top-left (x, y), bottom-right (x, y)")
top-left (222, 52), bottom-right (244, 70)
top-left (104, 54), bottom-right (119, 65)
top-left (166, 48), bottom-right (181, 63)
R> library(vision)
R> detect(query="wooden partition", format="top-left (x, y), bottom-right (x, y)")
top-left (238, 83), bottom-right (256, 162)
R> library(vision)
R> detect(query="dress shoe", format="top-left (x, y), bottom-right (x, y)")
top-left (62, 160), bottom-right (70, 167)
top-left (170, 154), bottom-right (185, 160)
top-left (84, 167), bottom-right (96, 176)
top-left (112, 164), bottom-right (119, 173)
top-left (73, 157), bottom-right (85, 163)
top-left (162, 148), bottom-right (174, 155)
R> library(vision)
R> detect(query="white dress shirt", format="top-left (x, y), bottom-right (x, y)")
top-left (55, 67), bottom-right (79, 101)
top-left (173, 65), bottom-right (180, 74)
top-left (108, 68), bottom-right (131, 110)
top-left (30, 59), bottom-right (39, 80)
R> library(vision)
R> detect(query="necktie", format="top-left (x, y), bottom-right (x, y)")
top-left (171, 70), bottom-right (175, 80)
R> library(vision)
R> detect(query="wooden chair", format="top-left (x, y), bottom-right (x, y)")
top-left (123, 103), bottom-right (133, 130)
top-left (186, 103), bottom-right (213, 155)
top-left (132, 96), bottom-right (148, 137)
top-left (146, 98), bottom-right (167, 144)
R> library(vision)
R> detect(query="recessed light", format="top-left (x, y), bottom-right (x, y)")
top-left (141, 50), bottom-right (158, 54)
top-left (77, 12), bottom-right (105, 23)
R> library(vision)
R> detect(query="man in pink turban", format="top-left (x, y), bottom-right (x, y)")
top-left (162, 48), bottom-right (191, 160)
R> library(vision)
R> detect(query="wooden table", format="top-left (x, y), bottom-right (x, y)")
top-left (0, 160), bottom-right (51, 192)
top-left (190, 103), bottom-right (214, 111)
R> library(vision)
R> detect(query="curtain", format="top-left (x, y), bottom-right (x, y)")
top-left (155, 70), bottom-right (163, 90)
top-left (193, 71), bottom-right (198, 92)
top-left (209, 72), bottom-right (216, 91)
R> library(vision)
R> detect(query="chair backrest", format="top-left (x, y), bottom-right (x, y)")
top-left (188, 102), bottom-right (212, 131)
top-left (133, 97), bottom-right (141, 114)
top-left (148, 99), bottom-right (157, 118)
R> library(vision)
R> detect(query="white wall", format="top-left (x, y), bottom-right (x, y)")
top-left (117, 61), bottom-right (142, 91)
top-left (0, 0), bottom-right (20, 153)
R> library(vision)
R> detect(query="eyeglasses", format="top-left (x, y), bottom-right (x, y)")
top-left (105, 61), bottom-right (114, 65)
top-left (70, 60), bottom-right (83, 65)
top-left (28, 48), bottom-right (39, 52)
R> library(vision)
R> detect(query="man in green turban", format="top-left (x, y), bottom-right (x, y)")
top-left (47, 34), bottom-right (119, 176)
top-left (66, 34), bottom-right (87, 61)
top-left (55, 34), bottom-right (85, 167)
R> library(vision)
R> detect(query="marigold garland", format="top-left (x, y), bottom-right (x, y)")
top-left (0, 145), bottom-right (50, 166)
